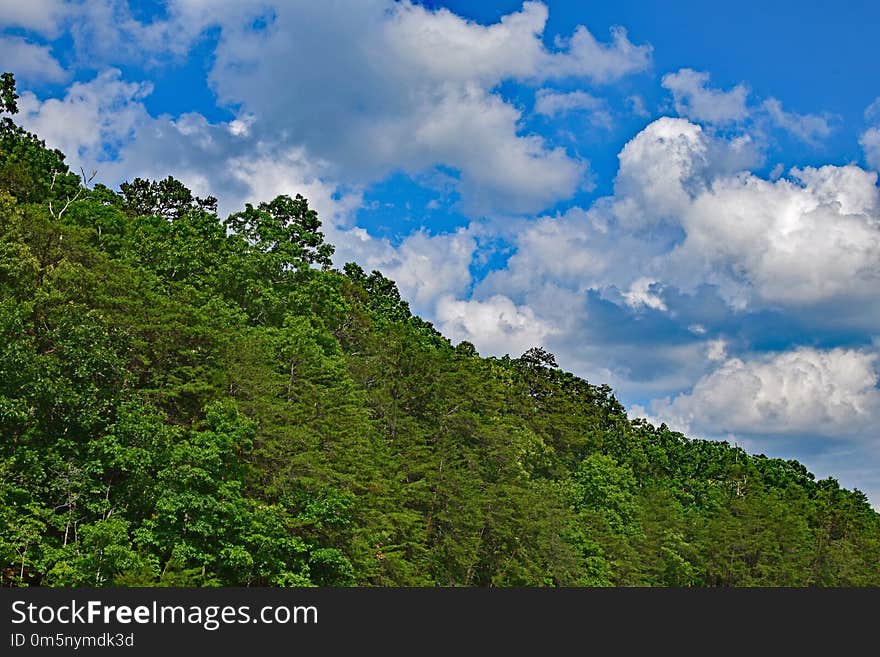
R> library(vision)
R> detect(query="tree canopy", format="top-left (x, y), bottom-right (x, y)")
top-left (2, 72), bottom-right (878, 587)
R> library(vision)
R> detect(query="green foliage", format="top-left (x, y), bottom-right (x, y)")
top-left (1, 70), bottom-right (878, 587)
top-left (226, 194), bottom-right (334, 272)
top-left (1, 73), bottom-right (18, 115)
top-left (120, 176), bottom-right (217, 220)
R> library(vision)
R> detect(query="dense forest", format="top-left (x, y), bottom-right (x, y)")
top-left (1, 72), bottom-right (878, 587)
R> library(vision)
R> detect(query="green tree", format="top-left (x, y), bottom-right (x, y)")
top-left (226, 194), bottom-right (334, 271)
top-left (1, 72), bottom-right (19, 115)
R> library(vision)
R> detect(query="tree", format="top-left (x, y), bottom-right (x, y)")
top-left (120, 176), bottom-right (217, 220)
top-left (1, 72), bottom-right (19, 115)
top-left (0, 73), bottom-right (78, 204)
top-left (226, 194), bottom-right (334, 271)
top-left (2, 72), bottom-right (878, 589)
top-left (519, 346), bottom-right (558, 369)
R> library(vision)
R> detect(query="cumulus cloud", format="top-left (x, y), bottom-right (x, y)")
top-left (471, 116), bottom-right (880, 413)
top-left (0, 36), bottom-right (67, 83)
top-left (16, 70), bottom-right (153, 163)
top-left (612, 117), bottom-right (760, 229)
top-left (641, 347), bottom-right (880, 439)
top-left (22, 1), bottom-right (646, 217)
top-left (601, 118), bottom-right (880, 308)
top-left (477, 206), bottom-right (621, 294)
top-left (356, 229), bottom-right (477, 314)
top-left (435, 294), bottom-right (558, 357)
top-left (613, 117), bottom-right (710, 225)
top-left (410, 86), bottom-right (588, 215)
top-left (487, 120), bottom-right (880, 317)
top-left (661, 70), bottom-right (834, 145)
top-left (661, 68), bottom-right (749, 125)
top-left (673, 164), bottom-right (880, 306)
top-left (198, 0), bottom-right (646, 215)
top-left (291, 1), bottom-right (651, 87)
top-left (384, 0), bottom-right (550, 84)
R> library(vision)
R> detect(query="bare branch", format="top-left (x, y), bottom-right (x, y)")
top-left (48, 167), bottom-right (99, 221)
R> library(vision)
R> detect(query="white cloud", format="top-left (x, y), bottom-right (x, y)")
top-left (383, 0), bottom-right (548, 85)
top-left (195, 1), bottom-right (650, 215)
top-left (706, 339), bottom-right (727, 362)
top-left (626, 94), bottom-right (650, 118)
top-left (622, 277), bottom-right (667, 311)
top-left (0, 0), bottom-right (66, 36)
top-left (534, 89), bottom-right (602, 116)
top-left (642, 347), bottom-right (880, 439)
top-left (611, 116), bottom-right (761, 231)
top-left (409, 85), bottom-right (588, 215)
top-left (384, 2), bottom-right (651, 84)
top-left (22, 1), bottom-right (643, 217)
top-left (7, 1), bottom-right (654, 218)
top-left (865, 97), bottom-right (880, 122)
top-left (661, 68), bottom-right (749, 125)
top-left (14, 69), bottom-right (364, 235)
top-left (435, 294), bottom-right (558, 357)
top-left (674, 164), bottom-right (880, 306)
top-left (613, 117), bottom-right (711, 226)
top-left (358, 228), bottom-right (476, 314)
top-left (469, 117), bottom-right (880, 411)
top-left (484, 120), bottom-right (880, 315)
top-left (0, 36), bottom-right (67, 83)
top-left (861, 127), bottom-right (880, 171)
top-left (596, 118), bottom-right (880, 308)
top-left (59, 0), bottom-right (249, 64)
top-left (224, 147), bottom-right (363, 229)
top-left (477, 206), bottom-right (622, 294)
top-left (762, 97), bottom-right (832, 144)
top-left (661, 69), bottom-right (833, 145)
top-left (16, 69), bottom-right (153, 163)
top-left (543, 24), bottom-right (652, 82)
top-left (534, 89), bottom-right (612, 128)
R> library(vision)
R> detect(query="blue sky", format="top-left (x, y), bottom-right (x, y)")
top-left (3, 0), bottom-right (880, 506)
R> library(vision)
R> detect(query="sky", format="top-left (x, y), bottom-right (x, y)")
top-left (3, 0), bottom-right (880, 507)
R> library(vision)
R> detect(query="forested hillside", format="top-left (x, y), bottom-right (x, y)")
top-left (2, 72), bottom-right (878, 587)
